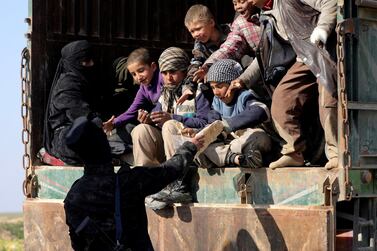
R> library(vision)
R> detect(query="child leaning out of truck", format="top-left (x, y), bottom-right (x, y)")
top-left (102, 48), bottom-right (164, 158)
top-left (176, 4), bottom-right (231, 104)
top-left (200, 59), bottom-right (272, 168)
top-left (191, 0), bottom-right (266, 84)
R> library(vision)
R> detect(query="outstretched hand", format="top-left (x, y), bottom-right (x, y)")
top-left (193, 65), bottom-right (208, 83)
top-left (191, 134), bottom-right (205, 150)
top-left (226, 79), bottom-right (245, 98)
top-left (176, 89), bottom-right (194, 105)
top-left (103, 115), bottom-right (115, 133)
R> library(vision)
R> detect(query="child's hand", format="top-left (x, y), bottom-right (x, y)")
top-left (176, 89), bottom-right (194, 105)
top-left (226, 79), bottom-right (245, 98)
top-left (137, 109), bottom-right (152, 124)
top-left (193, 65), bottom-right (208, 83)
top-left (191, 134), bottom-right (205, 150)
top-left (150, 111), bottom-right (172, 127)
top-left (103, 115), bottom-right (115, 133)
top-left (181, 127), bottom-right (197, 138)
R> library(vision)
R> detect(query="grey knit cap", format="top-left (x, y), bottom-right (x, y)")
top-left (206, 59), bottom-right (243, 84)
top-left (158, 47), bottom-right (190, 72)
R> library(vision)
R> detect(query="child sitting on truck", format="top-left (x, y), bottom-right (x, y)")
top-left (102, 48), bottom-right (163, 160)
top-left (202, 59), bottom-right (272, 168)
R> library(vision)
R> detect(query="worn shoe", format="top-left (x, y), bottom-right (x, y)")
top-left (145, 180), bottom-right (193, 210)
top-left (38, 148), bottom-right (66, 166)
top-left (239, 149), bottom-right (263, 169)
top-left (145, 196), bottom-right (169, 211)
top-left (325, 158), bottom-right (338, 170)
top-left (269, 152), bottom-right (304, 169)
top-left (196, 120), bottom-right (224, 154)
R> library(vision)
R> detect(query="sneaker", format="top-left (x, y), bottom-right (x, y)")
top-left (146, 180), bottom-right (193, 210)
top-left (38, 148), bottom-right (66, 166)
top-left (239, 149), bottom-right (263, 169)
top-left (145, 196), bottom-right (169, 211)
top-left (269, 152), bottom-right (304, 169)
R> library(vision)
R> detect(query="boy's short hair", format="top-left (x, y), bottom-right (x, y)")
top-left (126, 48), bottom-right (153, 67)
top-left (206, 59), bottom-right (243, 84)
top-left (184, 4), bottom-right (215, 27)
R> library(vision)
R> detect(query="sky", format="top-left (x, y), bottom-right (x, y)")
top-left (0, 1), bottom-right (28, 213)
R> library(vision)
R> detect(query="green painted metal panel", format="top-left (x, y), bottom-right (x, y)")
top-left (35, 166), bottom-right (339, 206)
top-left (196, 168), bottom-right (241, 204)
top-left (344, 6), bottom-right (377, 197)
top-left (348, 170), bottom-right (376, 196)
top-left (247, 168), bottom-right (339, 205)
top-left (35, 166), bottom-right (83, 199)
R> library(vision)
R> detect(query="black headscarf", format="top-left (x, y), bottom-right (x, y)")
top-left (66, 114), bottom-right (112, 170)
top-left (43, 40), bottom-right (94, 154)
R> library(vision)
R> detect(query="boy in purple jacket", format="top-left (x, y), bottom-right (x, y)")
top-left (103, 48), bottom-right (163, 157)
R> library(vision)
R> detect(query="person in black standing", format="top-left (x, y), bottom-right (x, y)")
top-left (64, 114), bottom-right (203, 250)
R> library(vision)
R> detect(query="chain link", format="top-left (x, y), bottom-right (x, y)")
top-left (337, 22), bottom-right (352, 201)
top-left (21, 47), bottom-right (34, 197)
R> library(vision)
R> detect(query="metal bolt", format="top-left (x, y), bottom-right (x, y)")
top-left (361, 170), bottom-right (373, 184)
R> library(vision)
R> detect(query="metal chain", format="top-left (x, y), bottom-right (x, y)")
top-left (337, 22), bottom-right (352, 201)
top-left (21, 47), bottom-right (34, 198)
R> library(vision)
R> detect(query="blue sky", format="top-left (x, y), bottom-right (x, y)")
top-left (0, 1), bottom-right (28, 212)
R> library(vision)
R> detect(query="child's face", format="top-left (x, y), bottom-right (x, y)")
top-left (161, 70), bottom-right (186, 86)
top-left (233, 0), bottom-right (254, 19)
top-left (186, 19), bottom-right (216, 44)
top-left (127, 62), bottom-right (157, 86)
top-left (210, 82), bottom-right (234, 104)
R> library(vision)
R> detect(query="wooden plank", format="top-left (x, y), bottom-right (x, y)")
top-left (24, 200), bottom-right (334, 251)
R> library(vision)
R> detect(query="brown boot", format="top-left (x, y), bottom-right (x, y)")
top-left (325, 158), bottom-right (338, 170)
top-left (269, 152), bottom-right (304, 169)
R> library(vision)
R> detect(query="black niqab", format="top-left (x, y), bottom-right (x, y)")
top-left (43, 40), bottom-right (94, 162)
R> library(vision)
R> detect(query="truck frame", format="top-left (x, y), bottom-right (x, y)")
top-left (21, 0), bottom-right (377, 250)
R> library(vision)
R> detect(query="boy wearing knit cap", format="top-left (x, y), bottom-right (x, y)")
top-left (131, 47), bottom-right (212, 209)
top-left (203, 59), bottom-right (271, 168)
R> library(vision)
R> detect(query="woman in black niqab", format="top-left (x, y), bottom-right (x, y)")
top-left (43, 40), bottom-right (97, 165)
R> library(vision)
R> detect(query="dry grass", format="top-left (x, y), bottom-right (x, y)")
top-left (0, 213), bottom-right (23, 251)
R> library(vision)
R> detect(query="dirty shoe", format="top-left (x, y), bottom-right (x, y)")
top-left (146, 180), bottom-right (193, 210)
top-left (195, 120), bottom-right (224, 154)
top-left (325, 158), bottom-right (338, 170)
top-left (269, 152), bottom-right (304, 169)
